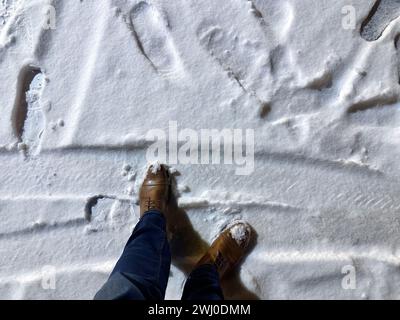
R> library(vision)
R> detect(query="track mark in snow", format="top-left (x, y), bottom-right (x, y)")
top-left (259, 102), bottom-right (271, 119)
top-left (0, 260), bottom-right (115, 286)
top-left (347, 93), bottom-right (398, 113)
top-left (246, 0), bottom-right (267, 25)
top-left (0, 218), bottom-right (86, 241)
top-left (84, 195), bottom-right (115, 222)
top-left (255, 150), bottom-right (384, 177)
top-left (329, 191), bottom-right (399, 212)
top-left (196, 24), bottom-right (244, 83)
top-left (129, 1), bottom-right (186, 80)
top-left (395, 34), bottom-right (400, 84)
top-left (12, 66), bottom-right (40, 140)
top-left (179, 196), bottom-right (302, 213)
top-left (84, 195), bottom-right (133, 230)
top-left (361, 0), bottom-right (400, 41)
top-left (303, 69), bottom-right (333, 91)
top-left (196, 22), bottom-right (270, 115)
top-left (255, 248), bottom-right (400, 265)
top-left (12, 66), bottom-right (46, 156)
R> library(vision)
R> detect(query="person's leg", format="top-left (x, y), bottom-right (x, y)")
top-left (95, 163), bottom-right (172, 300)
top-left (181, 264), bottom-right (224, 300)
top-left (181, 221), bottom-right (252, 301)
top-left (94, 209), bottom-right (171, 300)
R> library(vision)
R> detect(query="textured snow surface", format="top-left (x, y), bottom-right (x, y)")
top-left (1, 0), bottom-right (400, 299)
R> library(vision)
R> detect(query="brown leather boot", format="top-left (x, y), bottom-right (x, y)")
top-left (139, 163), bottom-right (171, 217)
top-left (195, 221), bottom-right (252, 279)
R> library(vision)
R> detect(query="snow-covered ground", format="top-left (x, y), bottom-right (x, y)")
top-left (1, 0), bottom-right (400, 299)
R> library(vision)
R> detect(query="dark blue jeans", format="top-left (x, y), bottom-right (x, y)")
top-left (94, 210), bottom-right (224, 300)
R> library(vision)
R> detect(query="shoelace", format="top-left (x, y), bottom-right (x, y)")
top-left (145, 197), bottom-right (159, 210)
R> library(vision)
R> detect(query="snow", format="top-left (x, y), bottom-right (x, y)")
top-left (228, 222), bottom-right (250, 247)
top-left (148, 160), bottom-right (161, 174)
top-left (1, 0), bottom-right (400, 299)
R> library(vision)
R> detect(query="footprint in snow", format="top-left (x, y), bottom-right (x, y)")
top-left (361, 0), bottom-right (400, 41)
top-left (129, 1), bottom-right (186, 81)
